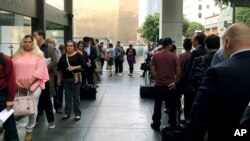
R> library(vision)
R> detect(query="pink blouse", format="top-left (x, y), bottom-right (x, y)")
top-left (12, 52), bottom-right (49, 91)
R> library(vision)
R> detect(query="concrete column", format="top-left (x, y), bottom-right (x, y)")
top-left (31, 0), bottom-right (45, 34)
top-left (64, 0), bottom-right (73, 42)
top-left (160, 0), bottom-right (183, 53)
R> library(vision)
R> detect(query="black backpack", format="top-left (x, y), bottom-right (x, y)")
top-left (189, 56), bottom-right (209, 91)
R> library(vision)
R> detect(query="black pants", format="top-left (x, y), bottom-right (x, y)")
top-left (85, 68), bottom-right (94, 85)
top-left (184, 87), bottom-right (197, 121)
top-left (128, 61), bottom-right (134, 74)
top-left (114, 59), bottom-right (123, 74)
top-left (100, 58), bottom-right (105, 69)
top-left (53, 76), bottom-right (64, 111)
top-left (37, 82), bottom-right (54, 123)
top-left (152, 86), bottom-right (178, 127)
top-left (0, 90), bottom-right (19, 141)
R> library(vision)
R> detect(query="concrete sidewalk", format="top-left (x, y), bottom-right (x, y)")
top-left (1, 71), bottom-right (173, 141)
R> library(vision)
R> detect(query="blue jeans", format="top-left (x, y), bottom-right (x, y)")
top-left (0, 89), bottom-right (19, 141)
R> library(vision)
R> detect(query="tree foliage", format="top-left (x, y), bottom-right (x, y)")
top-left (214, 0), bottom-right (250, 6)
top-left (141, 13), bottom-right (159, 42)
top-left (187, 22), bottom-right (204, 37)
top-left (235, 7), bottom-right (250, 25)
top-left (141, 13), bottom-right (204, 40)
top-left (183, 17), bottom-right (190, 37)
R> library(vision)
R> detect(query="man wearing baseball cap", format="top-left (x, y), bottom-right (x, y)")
top-left (150, 37), bottom-right (181, 131)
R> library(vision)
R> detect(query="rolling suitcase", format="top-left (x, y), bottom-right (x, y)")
top-left (80, 84), bottom-right (96, 99)
top-left (140, 71), bottom-right (155, 98)
top-left (161, 100), bottom-right (185, 141)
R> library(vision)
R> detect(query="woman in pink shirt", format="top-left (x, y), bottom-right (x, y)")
top-left (12, 35), bottom-right (49, 141)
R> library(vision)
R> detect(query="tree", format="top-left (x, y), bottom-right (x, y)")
top-left (214, 0), bottom-right (250, 6)
top-left (141, 13), bottom-right (159, 42)
top-left (183, 17), bottom-right (190, 37)
top-left (235, 7), bottom-right (250, 25)
top-left (187, 22), bottom-right (204, 37)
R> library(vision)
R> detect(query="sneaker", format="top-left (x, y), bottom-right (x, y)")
top-left (128, 73), bottom-right (132, 76)
top-left (118, 73), bottom-right (123, 76)
top-left (75, 115), bottom-right (81, 121)
top-left (48, 122), bottom-right (55, 129)
top-left (56, 108), bottom-right (63, 114)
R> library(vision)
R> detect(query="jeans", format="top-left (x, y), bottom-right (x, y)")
top-left (63, 79), bottom-right (81, 116)
top-left (128, 61), bottom-right (134, 74)
top-left (26, 87), bottom-right (42, 132)
top-left (0, 89), bottom-right (19, 141)
top-left (114, 59), bottom-right (123, 73)
top-left (152, 86), bottom-right (178, 127)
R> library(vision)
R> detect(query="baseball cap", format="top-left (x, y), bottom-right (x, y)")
top-left (161, 37), bottom-right (175, 47)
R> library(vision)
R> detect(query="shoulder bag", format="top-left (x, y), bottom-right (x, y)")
top-left (66, 55), bottom-right (82, 84)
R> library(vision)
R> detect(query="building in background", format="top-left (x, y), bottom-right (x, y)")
top-left (184, 0), bottom-right (221, 36)
top-left (218, 7), bottom-right (233, 37)
top-left (183, 0), bottom-right (205, 24)
top-left (73, 0), bottom-right (139, 45)
top-left (138, 0), bottom-right (160, 44)
top-left (147, 0), bottom-right (160, 16)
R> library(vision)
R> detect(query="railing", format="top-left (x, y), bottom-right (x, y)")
top-left (0, 43), bottom-right (19, 57)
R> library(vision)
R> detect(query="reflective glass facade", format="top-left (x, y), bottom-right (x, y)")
top-left (0, 10), bottom-right (31, 56)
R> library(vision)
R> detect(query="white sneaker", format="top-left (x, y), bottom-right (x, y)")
top-left (118, 73), bottom-right (123, 76)
top-left (48, 122), bottom-right (55, 129)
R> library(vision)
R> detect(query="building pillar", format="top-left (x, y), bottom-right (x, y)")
top-left (64, 0), bottom-right (73, 42)
top-left (160, 0), bottom-right (183, 53)
top-left (31, 0), bottom-right (45, 35)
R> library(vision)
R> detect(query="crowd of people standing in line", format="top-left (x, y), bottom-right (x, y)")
top-left (142, 23), bottom-right (250, 141)
top-left (0, 30), bottom-right (139, 140)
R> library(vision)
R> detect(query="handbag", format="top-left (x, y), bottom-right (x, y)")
top-left (66, 55), bottom-right (82, 84)
top-left (13, 89), bottom-right (36, 116)
top-left (104, 54), bottom-right (111, 61)
top-left (73, 72), bottom-right (82, 84)
top-left (95, 60), bottom-right (102, 73)
top-left (140, 63), bottom-right (150, 70)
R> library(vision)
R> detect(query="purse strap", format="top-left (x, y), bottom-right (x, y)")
top-left (66, 55), bottom-right (75, 75)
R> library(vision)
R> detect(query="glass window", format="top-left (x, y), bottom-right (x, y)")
top-left (198, 13), bottom-right (202, 18)
top-left (198, 5), bottom-right (202, 10)
top-left (46, 21), bottom-right (64, 47)
top-left (0, 11), bottom-right (31, 56)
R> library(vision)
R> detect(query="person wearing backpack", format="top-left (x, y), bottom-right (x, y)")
top-left (186, 23), bottom-right (250, 141)
top-left (169, 33), bottom-right (207, 121)
top-left (189, 35), bottom-right (220, 93)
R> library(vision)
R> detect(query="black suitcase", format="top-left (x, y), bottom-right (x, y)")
top-left (80, 85), bottom-right (96, 99)
top-left (140, 85), bottom-right (155, 98)
top-left (140, 71), bottom-right (155, 98)
top-left (161, 126), bottom-right (185, 141)
top-left (161, 99), bottom-right (185, 141)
